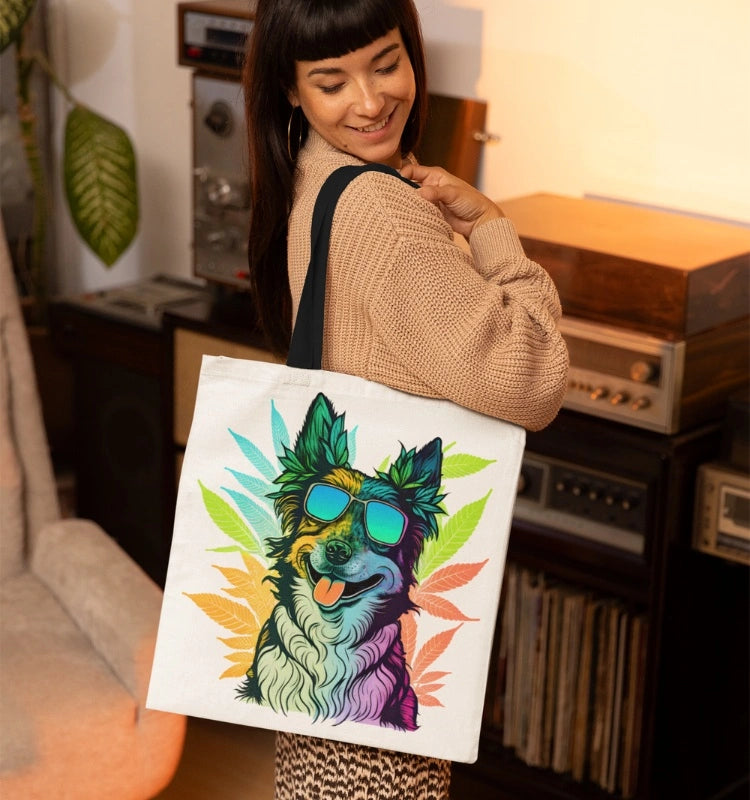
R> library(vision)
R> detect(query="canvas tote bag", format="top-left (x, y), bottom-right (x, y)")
top-left (147, 164), bottom-right (525, 763)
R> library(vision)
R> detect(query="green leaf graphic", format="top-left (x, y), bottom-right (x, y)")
top-left (442, 453), bottom-right (496, 479)
top-left (416, 491), bottom-right (492, 581)
top-left (199, 481), bottom-right (264, 556)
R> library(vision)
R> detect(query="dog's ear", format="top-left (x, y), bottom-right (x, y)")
top-left (413, 438), bottom-right (443, 490)
top-left (387, 438), bottom-right (445, 538)
top-left (294, 393), bottom-right (350, 473)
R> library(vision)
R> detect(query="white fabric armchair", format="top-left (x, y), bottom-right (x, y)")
top-left (0, 218), bottom-right (186, 799)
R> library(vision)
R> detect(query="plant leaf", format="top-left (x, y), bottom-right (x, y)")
top-left (223, 650), bottom-right (255, 664)
top-left (225, 468), bottom-right (275, 509)
top-left (222, 486), bottom-right (278, 543)
top-left (442, 453), bottom-right (496, 479)
top-left (417, 671), bottom-right (450, 684)
top-left (64, 105), bottom-right (138, 266)
top-left (417, 693), bottom-right (444, 707)
top-left (416, 492), bottom-right (491, 581)
top-left (400, 611), bottom-right (418, 667)
top-left (184, 592), bottom-right (259, 635)
top-left (220, 662), bottom-right (251, 679)
top-left (411, 624), bottom-right (462, 680)
top-left (415, 682), bottom-right (445, 695)
top-left (229, 428), bottom-right (278, 481)
top-left (214, 563), bottom-right (276, 625)
top-left (417, 560), bottom-right (488, 594)
top-left (199, 481), bottom-right (264, 556)
top-left (413, 591), bottom-right (478, 622)
top-left (270, 400), bottom-right (288, 465)
top-left (0, 0), bottom-right (36, 54)
top-left (218, 636), bottom-right (257, 650)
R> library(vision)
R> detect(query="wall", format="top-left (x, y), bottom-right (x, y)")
top-left (48, 0), bottom-right (750, 294)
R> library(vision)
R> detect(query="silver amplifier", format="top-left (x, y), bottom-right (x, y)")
top-left (559, 315), bottom-right (748, 435)
top-left (560, 316), bottom-right (684, 434)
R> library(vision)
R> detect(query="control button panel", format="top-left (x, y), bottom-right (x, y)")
top-left (514, 453), bottom-right (649, 554)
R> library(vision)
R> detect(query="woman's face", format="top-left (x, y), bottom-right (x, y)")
top-left (290, 28), bottom-right (416, 168)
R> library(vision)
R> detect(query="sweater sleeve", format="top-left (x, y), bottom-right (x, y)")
top-left (326, 172), bottom-right (569, 431)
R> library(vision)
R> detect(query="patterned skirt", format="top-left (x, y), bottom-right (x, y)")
top-left (274, 732), bottom-right (451, 800)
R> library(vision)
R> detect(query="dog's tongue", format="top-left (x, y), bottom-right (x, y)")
top-left (313, 576), bottom-right (346, 607)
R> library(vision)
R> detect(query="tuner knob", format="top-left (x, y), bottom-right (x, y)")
top-left (610, 391), bottom-right (630, 406)
top-left (631, 396), bottom-right (651, 411)
top-left (630, 360), bottom-right (658, 383)
top-left (204, 101), bottom-right (234, 137)
top-left (517, 472), bottom-right (527, 494)
top-left (590, 386), bottom-right (609, 401)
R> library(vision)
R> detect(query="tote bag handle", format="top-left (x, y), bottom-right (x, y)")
top-left (286, 163), bottom-right (416, 370)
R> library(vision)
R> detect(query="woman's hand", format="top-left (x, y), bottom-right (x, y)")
top-left (400, 163), bottom-right (504, 238)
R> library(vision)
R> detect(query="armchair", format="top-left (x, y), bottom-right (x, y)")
top-left (0, 218), bottom-right (186, 799)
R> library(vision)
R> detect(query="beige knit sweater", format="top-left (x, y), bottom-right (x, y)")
top-left (287, 129), bottom-right (569, 432)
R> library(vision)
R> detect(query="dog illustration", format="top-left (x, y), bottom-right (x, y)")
top-left (237, 393), bottom-right (444, 730)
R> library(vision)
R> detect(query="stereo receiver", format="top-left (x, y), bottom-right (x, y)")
top-left (178, 0), bottom-right (255, 76)
top-left (693, 462), bottom-right (750, 566)
top-left (558, 315), bottom-right (748, 434)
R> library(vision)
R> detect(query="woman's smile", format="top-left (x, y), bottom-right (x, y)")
top-left (291, 29), bottom-right (416, 168)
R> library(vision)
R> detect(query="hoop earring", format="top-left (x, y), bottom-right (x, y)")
top-left (287, 106), bottom-right (303, 161)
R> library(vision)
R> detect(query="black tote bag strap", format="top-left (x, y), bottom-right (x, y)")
top-left (286, 163), bottom-right (417, 369)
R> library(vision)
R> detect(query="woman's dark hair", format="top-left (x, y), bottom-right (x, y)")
top-left (243, 0), bottom-right (428, 356)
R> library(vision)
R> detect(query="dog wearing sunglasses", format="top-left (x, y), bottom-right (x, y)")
top-left (237, 393), bottom-right (444, 731)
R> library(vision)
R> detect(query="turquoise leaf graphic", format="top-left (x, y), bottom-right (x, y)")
top-left (270, 400), bottom-right (289, 466)
top-left (347, 425), bottom-right (358, 465)
top-left (221, 486), bottom-right (279, 543)
top-left (229, 428), bottom-right (278, 481)
top-left (225, 468), bottom-right (275, 510)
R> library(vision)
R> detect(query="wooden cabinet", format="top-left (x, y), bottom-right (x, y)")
top-left (162, 296), bottom-right (281, 536)
top-left (50, 301), bottom-right (169, 584)
top-left (161, 300), bottom-right (746, 800)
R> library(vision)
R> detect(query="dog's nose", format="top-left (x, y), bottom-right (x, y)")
top-left (325, 539), bottom-right (352, 565)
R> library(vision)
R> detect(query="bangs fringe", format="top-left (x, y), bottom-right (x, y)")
top-left (290, 0), bottom-right (402, 62)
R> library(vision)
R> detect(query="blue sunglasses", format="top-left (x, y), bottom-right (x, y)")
top-left (303, 483), bottom-right (407, 546)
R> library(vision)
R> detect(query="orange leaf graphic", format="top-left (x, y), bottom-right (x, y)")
top-left (184, 592), bottom-right (259, 635)
top-left (411, 624), bottom-right (462, 681)
top-left (415, 592), bottom-right (478, 622)
top-left (415, 682), bottom-right (445, 695)
top-left (223, 650), bottom-right (255, 664)
top-left (418, 693), bottom-right (444, 707)
top-left (218, 636), bottom-right (257, 650)
top-left (417, 671), bottom-right (450, 684)
top-left (214, 561), bottom-right (276, 626)
top-left (400, 611), bottom-right (418, 667)
top-left (220, 663), bottom-right (251, 679)
top-left (418, 560), bottom-right (488, 594)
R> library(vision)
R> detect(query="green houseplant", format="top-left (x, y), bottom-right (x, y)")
top-left (1, 0), bottom-right (139, 321)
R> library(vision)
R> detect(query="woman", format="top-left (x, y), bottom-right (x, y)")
top-left (243, 0), bottom-right (568, 797)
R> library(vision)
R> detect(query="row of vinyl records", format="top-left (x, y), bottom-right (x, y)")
top-left (484, 562), bottom-right (649, 798)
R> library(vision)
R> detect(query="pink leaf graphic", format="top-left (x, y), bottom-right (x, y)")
top-left (418, 560), bottom-right (488, 594)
